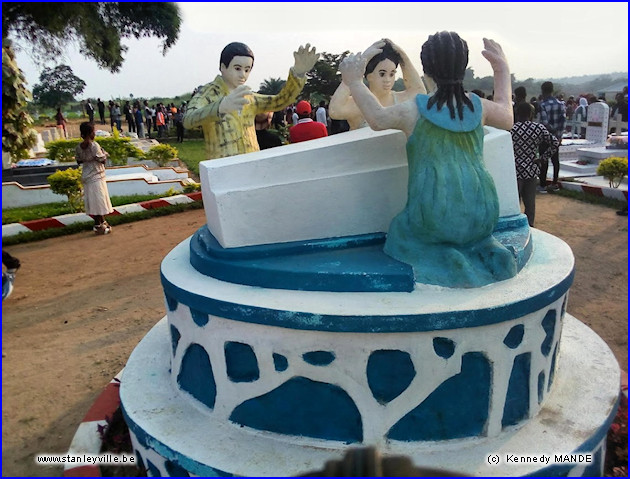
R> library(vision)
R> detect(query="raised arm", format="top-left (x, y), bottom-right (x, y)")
top-left (329, 82), bottom-right (360, 120)
top-left (339, 51), bottom-right (417, 136)
top-left (387, 39), bottom-right (426, 95)
top-left (480, 38), bottom-right (513, 130)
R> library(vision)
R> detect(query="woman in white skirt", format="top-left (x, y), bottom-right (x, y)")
top-left (75, 122), bottom-right (114, 234)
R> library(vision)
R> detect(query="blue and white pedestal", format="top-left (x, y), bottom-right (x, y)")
top-left (120, 127), bottom-right (619, 476)
top-left (120, 230), bottom-right (619, 477)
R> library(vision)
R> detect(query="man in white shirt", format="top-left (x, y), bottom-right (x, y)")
top-left (316, 100), bottom-right (328, 127)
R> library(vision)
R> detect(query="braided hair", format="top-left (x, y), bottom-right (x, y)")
top-left (420, 31), bottom-right (474, 120)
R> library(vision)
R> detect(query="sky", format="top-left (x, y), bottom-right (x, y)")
top-left (11, 2), bottom-right (629, 102)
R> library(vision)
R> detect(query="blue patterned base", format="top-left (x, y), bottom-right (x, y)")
top-left (159, 229), bottom-right (573, 443)
top-left (121, 315), bottom-right (620, 477)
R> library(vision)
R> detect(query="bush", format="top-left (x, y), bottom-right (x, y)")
top-left (45, 137), bottom-right (144, 165)
top-left (145, 143), bottom-right (178, 166)
top-left (48, 167), bottom-right (83, 212)
top-left (597, 157), bottom-right (628, 188)
top-left (96, 137), bottom-right (144, 165)
top-left (45, 139), bottom-right (81, 162)
top-left (183, 181), bottom-right (201, 193)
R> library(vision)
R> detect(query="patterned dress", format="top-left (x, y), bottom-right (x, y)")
top-left (384, 94), bottom-right (517, 288)
top-left (75, 142), bottom-right (113, 216)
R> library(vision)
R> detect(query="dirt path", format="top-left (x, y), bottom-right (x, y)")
top-left (2, 195), bottom-right (627, 477)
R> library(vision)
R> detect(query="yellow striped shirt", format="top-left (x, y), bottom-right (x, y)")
top-left (183, 70), bottom-right (305, 160)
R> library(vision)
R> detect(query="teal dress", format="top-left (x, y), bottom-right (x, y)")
top-left (384, 94), bottom-right (517, 288)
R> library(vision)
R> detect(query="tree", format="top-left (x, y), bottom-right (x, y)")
top-left (2, 3), bottom-right (181, 73)
top-left (2, 39), bottom-right (37, 160)
top-left (32, 65), bottom-right (86, 108)
top-left (302, 51), bottom-right (350, 100)
top-left (2, 3), bottom-right (181, 163)
top-left (258, 77), bottom-right (286, 95)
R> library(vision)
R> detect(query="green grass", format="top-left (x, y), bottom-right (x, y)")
top-left (2, 201), bottom-right (204, 246)
top-left (555, 188), bottom-right (627, 210)
top-left (162, 139), bottom-right (206, 176)
top-left (2, 193), bottom-right (183, 224)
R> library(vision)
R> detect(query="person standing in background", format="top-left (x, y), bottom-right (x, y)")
top-left (510, 102), bottom-right (559, 226)
top-left (75, 122), bottom-right (114, 235)
top-left (134, 102), bottom-right (145, 138)
top-left (86, 99), bottom-right (95, 123)
top-left (144, 100), bottom-right (153, 139)
top-left (97, 98), bottom-right (106, 124)
top-left (538, 81), bottom-right (566, 192)
top-left (289, 101), bottom-right (328, 143)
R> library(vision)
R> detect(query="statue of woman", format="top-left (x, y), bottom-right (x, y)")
top-left (329, 39), bottom-right (427, 130)
top-left (339, 32), bottom-right (517, 288)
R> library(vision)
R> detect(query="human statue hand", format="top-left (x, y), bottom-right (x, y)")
top-left (481, 38), bottom-right (508, 73)
top-left (423, 75), bottom-right (436, 94)
top-left (293, 44), bottom-right (320, 77)
top-left (339, 52), bottom-right (372, 85)
top-left (364, 39), bottom-right (386, 59)
top-left (379, 37), bottom-right (406, 62)
top-left (219, 85), bottom-right (251, 115)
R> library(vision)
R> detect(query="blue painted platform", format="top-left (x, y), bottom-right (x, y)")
top-left (189, 214), bottom-right (532, 293)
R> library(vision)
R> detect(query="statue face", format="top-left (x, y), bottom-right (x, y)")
top-left (220, 56), bottom-right (254, 90)
top-left (366, 59), bottom-right (397, 94)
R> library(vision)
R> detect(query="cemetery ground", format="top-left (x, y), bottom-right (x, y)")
top-left (1, 194), bottom-right (628, 477)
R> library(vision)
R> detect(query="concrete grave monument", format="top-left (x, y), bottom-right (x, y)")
top-left (586, 101), bottom-right (610, 145)
top-left (121, 34), bottom-right (619, 477)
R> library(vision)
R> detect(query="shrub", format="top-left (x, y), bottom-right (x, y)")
top-left (597, 157), bottom-right (628, 188)
top-left (45, 137), bottom-right (144, 165)
top-left (46, 139), bottom-right (81, 162)
top-left (183, 181), bottom-right (201, 193)
top-left (48, 167), bottom-right (83, 212)
top-left (145, 143), bottom-right (178, 166)
top-left (96, 137), bottom-right (144, 166)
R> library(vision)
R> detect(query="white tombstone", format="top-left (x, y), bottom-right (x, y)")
top-left (27, 133), bottom-right (47, 158)
top-left (200, 126), bottom-right (521, 249)
top-left (2, 151), bottom-right (12, 169)
top-left (586, 102), bottom-right (610, 144)
top-left (40, 129), bottom-right (52, 144)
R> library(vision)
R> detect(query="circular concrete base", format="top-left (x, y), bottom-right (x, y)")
top-left (121, 314), bottom-right (619, 477)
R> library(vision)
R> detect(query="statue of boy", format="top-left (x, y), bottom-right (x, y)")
top-left (183, 42), bottom-right (319, 160)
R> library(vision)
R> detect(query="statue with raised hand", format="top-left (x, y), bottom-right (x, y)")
top-left (329, 38), bottom-right (428, 130)
top-left (184, 42), bottom-right (319, 160)
top-left (339, 32), bottom-right (516, 288)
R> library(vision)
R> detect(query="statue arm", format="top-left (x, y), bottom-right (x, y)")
top-left (183, 86), bottom-right (223, 129)
top-left (253, 44), bottom-right (318, 113)
top-left (253, 68), bottom-right (306, 113)
top-left (480, 38), bottom-right (513, 130)
top-left (329, 82), bottom-right (361, 120)
top-left (389, 39), bottom-right (426, 95)
top-left (340, 52), bottom-right (417, 136)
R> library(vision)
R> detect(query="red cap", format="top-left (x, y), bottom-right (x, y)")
top-left (296, 100), bottom-right (311, 116)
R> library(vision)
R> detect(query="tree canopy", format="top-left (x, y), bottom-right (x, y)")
top-left (258, 77), bottom-right (286, 95)
top-left (32, 65), bottom-right (86, 108)
top-left (2, 39), bottom-right (37, 160)
top-left (303, 51), bottom-right (350, 100)
top-left (2, 2), bottom-right (181, 73)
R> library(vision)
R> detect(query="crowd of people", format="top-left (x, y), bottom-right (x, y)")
top-left (98, 99), bottom-right (188, 140)
top-left (509, 83), bottom-right (628, 224)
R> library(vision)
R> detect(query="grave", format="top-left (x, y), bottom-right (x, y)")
top-left (559, 102), bottom-right (620, 177)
